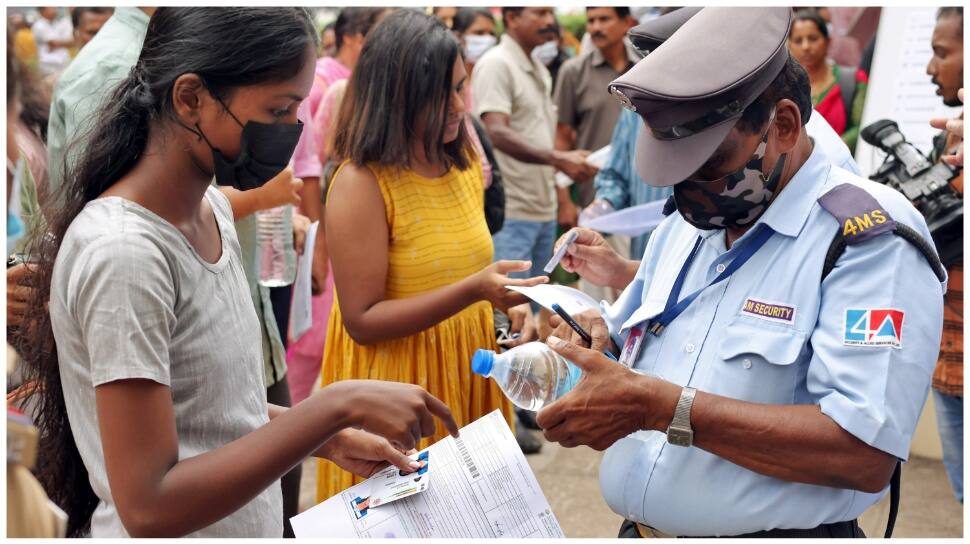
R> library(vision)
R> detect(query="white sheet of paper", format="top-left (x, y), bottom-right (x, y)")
top-left (291, 410), bottom-right (565, 538)
top-left (507, 283), bottom-right (601, 317)
top-left (579, 199), bottom-right (667, 237)
top-left (288, 221), bottom-right (318, 343)
top-left (555, 145), bottom-right (612, 188)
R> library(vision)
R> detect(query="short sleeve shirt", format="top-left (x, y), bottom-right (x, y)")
top-left (47, 7), bottom-right (150, 199)
top-left (598, 145), bottom-right (945, 536)
top-left (50, 187), bottom-right (283, 537)
top-left (473, 34), bottom-right (558, 222)
top-left (553, 45), bottom-right (640, 206)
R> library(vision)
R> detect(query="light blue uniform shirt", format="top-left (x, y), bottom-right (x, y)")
top-left (599, 143), bottom-right (945, 536)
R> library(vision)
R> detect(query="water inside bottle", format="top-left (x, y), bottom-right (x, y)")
top-left (257, 206), bottom-right (296, 287)
top-left (502, 348), bottom-right (579, 411)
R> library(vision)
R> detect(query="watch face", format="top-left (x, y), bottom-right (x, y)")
top-left (667, 427), bottom-right (693, 447)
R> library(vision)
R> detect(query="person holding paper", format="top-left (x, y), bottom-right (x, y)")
top-left (319, 10), bottom-right (546, 503)
top-left (18, 8), bottom-right (459, 538)
top-left (536, 8), bottom-right (944, 538)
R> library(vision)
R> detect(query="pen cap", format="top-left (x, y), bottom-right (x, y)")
top-left (471, 349), bottom-right (496, 376)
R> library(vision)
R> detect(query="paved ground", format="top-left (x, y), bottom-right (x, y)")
top-left (299, 435), bottom-right (962, 538)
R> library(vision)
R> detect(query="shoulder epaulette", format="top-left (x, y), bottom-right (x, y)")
top-left (817, 183), bottom-right (896, 244)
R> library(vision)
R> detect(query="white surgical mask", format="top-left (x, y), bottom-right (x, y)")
top-left (463, 34), bottom-right (497, 64)
top-left (531, 40), bottom-right (559, 66)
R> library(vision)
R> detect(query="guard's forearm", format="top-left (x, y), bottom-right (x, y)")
top-left (645, 385), bottom-right (897, 493)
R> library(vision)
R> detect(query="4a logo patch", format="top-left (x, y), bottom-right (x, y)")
top-left (844, 309), bottom-right (904, 349)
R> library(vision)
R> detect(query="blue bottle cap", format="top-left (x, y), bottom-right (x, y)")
top-left (471, 349), bottom-right (495, 376)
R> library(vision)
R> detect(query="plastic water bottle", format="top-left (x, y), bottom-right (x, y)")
top-left (256, 204), bottom-right (296, 287)
top-left (471, 342), bottom-right (582, 411)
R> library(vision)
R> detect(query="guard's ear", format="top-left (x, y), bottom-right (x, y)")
top-left (773, 98), bottom-right (803, 154)
top-left (171, 73), bottom-right (209, 128)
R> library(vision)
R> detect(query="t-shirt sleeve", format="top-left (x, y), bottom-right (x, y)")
top-left (72, 234), bottom-right (177, 387)
top-left (808, 213), bottom-right (944, 460)
top-left (472, 58), bottom-right (514, 119)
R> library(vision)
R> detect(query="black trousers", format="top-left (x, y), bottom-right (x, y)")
top-left (267, 376), bottom-right (301, 538)
top-left (617, 519), bottom-right (866, 539)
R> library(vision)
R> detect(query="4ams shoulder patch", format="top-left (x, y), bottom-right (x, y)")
top-left (817, 183), bottom-right (896, 244)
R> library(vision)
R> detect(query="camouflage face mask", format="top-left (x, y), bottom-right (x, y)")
top-left (673, 114), bottom-right (787, 230)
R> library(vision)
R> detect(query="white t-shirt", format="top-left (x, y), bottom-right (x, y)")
top-left (31, 16), bottom-right (73, 75)
top-left (50, 187), bottom-right (283, 537)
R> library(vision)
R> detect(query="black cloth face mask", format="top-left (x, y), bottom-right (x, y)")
top-left (195, 98), bottom-right (303, 191)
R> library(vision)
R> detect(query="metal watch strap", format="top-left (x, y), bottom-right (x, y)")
top-left (666, 386), bottom-right (697, 447)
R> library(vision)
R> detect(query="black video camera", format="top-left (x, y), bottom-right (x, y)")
top-left (861, 119), bottom-right (962, 267)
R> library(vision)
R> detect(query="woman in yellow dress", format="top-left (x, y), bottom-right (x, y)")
top-left (317, 10), bottom-right (545, 502)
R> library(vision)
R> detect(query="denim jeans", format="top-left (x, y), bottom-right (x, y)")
top-left (491, 219), bottom-right (558, 277)
top-left (934, 390), bottom-right (963, 503)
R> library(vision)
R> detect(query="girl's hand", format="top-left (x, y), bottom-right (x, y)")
top-left (473, 261), bottom-right (547, 313)
top-left (316, 428), bottom-right (421, 478)
top-left (325, 380), bottom-right (459, 452)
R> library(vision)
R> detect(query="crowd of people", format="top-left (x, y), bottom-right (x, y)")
top-left (5, 5), bottom-right (964, 539)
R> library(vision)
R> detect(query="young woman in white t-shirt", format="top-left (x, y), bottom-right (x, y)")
top-left (19, 7), bottom-right (457, 538)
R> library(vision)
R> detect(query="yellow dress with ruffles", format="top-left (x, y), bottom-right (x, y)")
top-left (315, 158), bottom-right (515, 502)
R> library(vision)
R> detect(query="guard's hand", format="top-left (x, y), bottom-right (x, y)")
top-left (547, 309), bottom-right (611, 352)
top-left (536, 336), bottom-right (678, 451)
top-left (554, 228), bottom-right (626, 289)
top-left (316, 428), bottom-right (423, 478)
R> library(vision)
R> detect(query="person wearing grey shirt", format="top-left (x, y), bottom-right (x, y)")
top-left (22, 8), bottom-right (457, 538)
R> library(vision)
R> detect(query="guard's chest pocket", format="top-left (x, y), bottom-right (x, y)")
top-left (707, 320), bottom-right (807, 404)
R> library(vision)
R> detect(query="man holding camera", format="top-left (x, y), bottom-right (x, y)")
top-left (534, 7), bottom-right (946, 538)
top-left (926, 6), bottom-right (963, 504)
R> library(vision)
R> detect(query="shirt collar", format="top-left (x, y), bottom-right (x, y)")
top-left (590, 42), bottom-right (642, 68)
top-left (500, 33), bottom-right (537, 73)
top-left (756, 139), bottom-right (829, 238)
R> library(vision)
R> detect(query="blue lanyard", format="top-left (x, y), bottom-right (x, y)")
top-left (648, 226), bottom-right (775, 336)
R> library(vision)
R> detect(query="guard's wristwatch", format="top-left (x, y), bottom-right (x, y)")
top-left (666, 386), bottom-right (697, 447)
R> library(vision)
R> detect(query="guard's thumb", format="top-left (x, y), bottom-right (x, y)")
top-left (546, 335), bottom-right (605, 372)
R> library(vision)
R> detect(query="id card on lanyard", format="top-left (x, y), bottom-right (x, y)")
top-left (619, 226), bottom-right (775, 368)
top-left (618, 323), bottom-right (647, 368)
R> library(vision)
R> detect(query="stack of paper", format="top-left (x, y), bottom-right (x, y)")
top-left (291, 411), bottom-right (565, 539)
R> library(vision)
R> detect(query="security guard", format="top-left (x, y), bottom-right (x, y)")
top-left (535, 7), bottom-right (945, 538)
